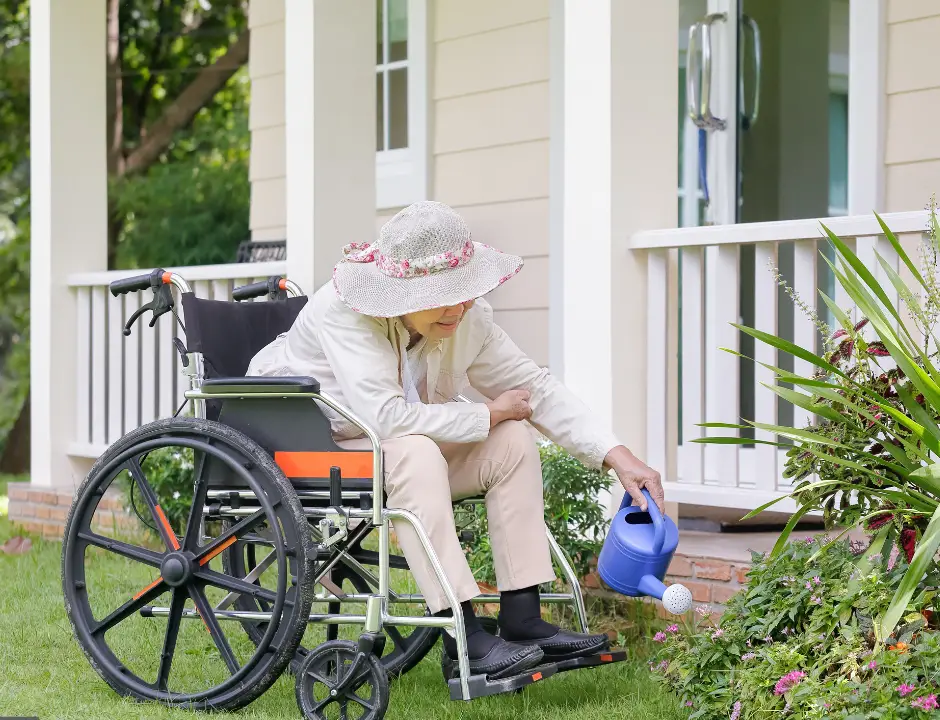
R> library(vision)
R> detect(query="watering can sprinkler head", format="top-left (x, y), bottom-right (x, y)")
top-left (596, 489), bottom-right (693, 615)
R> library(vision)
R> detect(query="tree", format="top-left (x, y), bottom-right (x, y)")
top-left (0, 0), bottom-right (253, 473)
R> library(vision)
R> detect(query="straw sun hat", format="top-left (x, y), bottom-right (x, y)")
top-left (331, 201), bottom-right (523, 318)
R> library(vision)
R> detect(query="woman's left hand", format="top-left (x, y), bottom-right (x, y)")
top-left (604, 446), bottom-right (665, 514)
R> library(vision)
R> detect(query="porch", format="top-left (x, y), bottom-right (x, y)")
top-left (20, 0), bottom-right (926, 534)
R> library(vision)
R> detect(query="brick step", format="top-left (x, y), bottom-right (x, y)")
top-left (7, 481), bottom-right (134, 540)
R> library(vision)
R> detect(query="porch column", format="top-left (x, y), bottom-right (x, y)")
top-left (556, 1), bottom-right (678, 511)
top-left (284, 0), bottom-right (376, 294)
top-left (30, 0), bottom-right (108, 488)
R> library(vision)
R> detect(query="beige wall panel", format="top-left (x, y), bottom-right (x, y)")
top-left (434, 20), bottom-right (549, 99)
top-left (250, 21), bottom-right (285, 78)
top-left (452, 199), bottom-right (549, 258)
top-left (485, 255), bottom-right (548, 311)
top-left (435, 140), bottom-right (549, 207)
top-left (249, 126), bottom-right (286, 181)
top-left (434, 0), bottom-right (548, 42)
top-left (249, 0), bottom-right (285, 28)
top-left (492, 310), bottom-right (548, 366)
top-left (435, 82), bottom-right (550, 154)
top-left (886, 90), bottom-right (940, 164)
top-left (251, 226), bottom-right (287, 242)
top-left (885, 161), bottom-right (940, 211)
top-left (250, 177), bottom-right (286, 232)
top-left (888, 0), bottom-right (940, 24)
top-left (887, 17), bottom-right (940, 93)
top-left (250, 74), bottom-right (286, 130)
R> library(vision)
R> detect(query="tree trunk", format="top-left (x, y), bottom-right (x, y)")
top-left (0, 390), bottom-right (29, 474)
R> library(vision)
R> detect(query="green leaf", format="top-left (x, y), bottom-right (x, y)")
top-left (770, 504), bottom-right (814, 558)
top-left (876, 211), bottom-right (929, 291)
top-left (879, 502), bottom-right (940, 640)
top-left (818, 290), bottom-right (854, 335)
top-left (762, 382), bottom-right (847, 425)
top-left (732, 323), bottom-right (848, 380)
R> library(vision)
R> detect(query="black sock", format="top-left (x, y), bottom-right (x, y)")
top-left (435, 601), bottom-right (500, 659)
top-left (497, 586), bottom-right (559, 641)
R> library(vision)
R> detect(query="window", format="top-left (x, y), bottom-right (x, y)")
top-left (375, 0), bottom-right (427, 210)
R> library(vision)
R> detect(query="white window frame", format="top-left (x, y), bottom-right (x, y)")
top-left (376, 0), bottom-right (428, 210)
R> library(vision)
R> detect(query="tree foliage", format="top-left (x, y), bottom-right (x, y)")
top-left (0, 0), bottom-right (253, 468)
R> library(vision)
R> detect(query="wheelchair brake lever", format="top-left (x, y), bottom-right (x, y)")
top-left (122, 276), bottom-right (175, 336)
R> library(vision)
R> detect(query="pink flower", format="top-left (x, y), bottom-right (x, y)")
top-left (741, 652), bottom-right (756, 661)
top-left (653, 632), bottom-right (667, 643)
top-left (813, 576), bottom-right (822, 585)
top-left (898, 684), bottom-right (916, 697)
top-left (811, 595), bottom-right (822, 604)
top-left (449, 258), bottom-right (460, 268)
top-left (401, 260), bottom-right (410, 269)
top-left (805, 581), bottom-right (813, 589)
top-left (730, 701), bottom-right (741, 720)
top-left (712, 628), bottom-right (724, 640)
top-left (695, 605), bottom-right (711, 617)
top-left (868, 660), bottom-right (877, 671)
top-left (667, 624), bottom-right (679, 634)
top-left (912, 695), bottom-right (939, 711)
top-left (774, 670), bottom-right (806, 696)
top-left (685, 701), bottom-right (694, 707)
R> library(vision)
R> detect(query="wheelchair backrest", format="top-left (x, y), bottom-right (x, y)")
top-left (180, 293), bottom-right (308, 379)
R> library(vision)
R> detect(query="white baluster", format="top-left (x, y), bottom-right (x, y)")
top-left (753, 242), bottom-right (778, 491)
top-left (75, 287), bottom-right (91, 446)
top-left (140, 290), bottom-right (157, 425)
top-left (91, 286), bottom-right (107, 447)
top-left (646, 249), bottom-right (668, 477)
top-left (106, 291), bottom-right (124, 442)
top-left (124, 291), bottom-right (141, 432)
top-left (157, 308), bottom-right (176, 419)
top-left (679, 247), bottom-right (705, 484)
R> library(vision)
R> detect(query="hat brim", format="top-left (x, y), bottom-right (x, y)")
top-left (332, 243), bottom-right (523, 317)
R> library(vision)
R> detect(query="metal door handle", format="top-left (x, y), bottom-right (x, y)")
top-left (740, 14), bottom-right (761, 129)
top-left (689, 13), bottom-right (727, 131)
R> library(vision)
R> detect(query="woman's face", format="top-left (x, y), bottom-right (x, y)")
top-left (402, 300), bottom-right (475, 340)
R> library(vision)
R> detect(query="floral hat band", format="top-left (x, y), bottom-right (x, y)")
top-left (342, 238), bottom-right (475, 279)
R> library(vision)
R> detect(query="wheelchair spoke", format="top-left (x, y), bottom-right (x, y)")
top-left (155, 588), bottom-right (186, 691)
top-left (77, 531), bottom-right (164, 568)
top-left (181, 448), bottom-right (208, 552)
top-left (189, 584), bottom-right (241, 676)
top-left (196, 567), bottom-right (294, 609)
top-left (340, 698), bottom-right (349, 720)
top-left (126, 458), bottom-right (180, 551)
top-left (195, 508), bottom-right (267, 566)
top-left (92, 577), bottom-right (167, 636)
top-left (350, 693), bottom-right (375, 712)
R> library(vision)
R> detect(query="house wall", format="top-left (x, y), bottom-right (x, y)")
top-left (247, 0), bottom-right (552, 365)
top-left (884, 1), bottom-right (940, 211)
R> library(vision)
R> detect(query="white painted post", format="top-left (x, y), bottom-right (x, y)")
top-left (557, 0), bottom-right (678, 513)
top-left (284, 0), bottom-right (376, 295)
top-left (30, 0), bottom-right (107, 487)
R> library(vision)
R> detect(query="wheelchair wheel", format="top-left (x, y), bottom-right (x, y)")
top-left (295, 640), bottom-right (389, 720)
top-left (223, 524), bottom-right (439, 678)
top-left (61, 417), bottom-right (316, 711)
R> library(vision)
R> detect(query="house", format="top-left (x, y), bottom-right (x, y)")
top-left (14, 0), bottom-right (939, 591)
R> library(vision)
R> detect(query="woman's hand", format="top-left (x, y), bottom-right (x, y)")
top-left (486, 389), bottom-right (532, 428)
top-left (604, 445), bottom-right (665, 514)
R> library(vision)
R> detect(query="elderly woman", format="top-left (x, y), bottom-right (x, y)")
top-left (247, 201), bottom-right (665, 679)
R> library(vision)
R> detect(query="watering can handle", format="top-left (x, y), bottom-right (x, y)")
top-left (620, 488), bottom-right (666, 554)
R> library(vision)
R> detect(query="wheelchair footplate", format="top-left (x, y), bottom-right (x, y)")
top-left (442, 649), bottom-right (628, 701)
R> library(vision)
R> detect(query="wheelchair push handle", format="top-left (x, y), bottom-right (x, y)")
top-left (233, 276), bottom-right (304, 302)
top-left (109, 269), bottom-right (192, 337)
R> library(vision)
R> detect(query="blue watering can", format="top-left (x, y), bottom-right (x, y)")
top-left (597, 489), bottom-right (693, 615)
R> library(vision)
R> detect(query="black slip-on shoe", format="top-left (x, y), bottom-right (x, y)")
top-left (504, 628), bottom-right (611, 662)
top-left (442, 637), bottom-right (544, 680)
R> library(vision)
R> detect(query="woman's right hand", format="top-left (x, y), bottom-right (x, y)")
top-left (486, 389), bottom-right (532, 427)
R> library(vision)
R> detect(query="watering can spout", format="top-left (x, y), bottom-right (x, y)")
top-left (638, 575), bottom-right (693, 615)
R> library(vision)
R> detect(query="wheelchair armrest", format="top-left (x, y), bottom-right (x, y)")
top-left (200, 376), bottom-right (321, 394)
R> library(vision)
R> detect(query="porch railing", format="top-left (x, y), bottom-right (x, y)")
top-left (631, 210), bottom-right (931, 513)
top-left (66, 261), bottom-right (287, 459)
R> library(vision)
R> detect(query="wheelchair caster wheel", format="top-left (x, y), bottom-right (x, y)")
top-left (295, 640), bottom-right (390, 720)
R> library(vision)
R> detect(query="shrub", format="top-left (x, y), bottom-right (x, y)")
top-left (458, 438), bottom-right (612, 584)
top-left (652, 534), bottom-right (940, 719)
top-left (120, 447), bottom-right (195, 535)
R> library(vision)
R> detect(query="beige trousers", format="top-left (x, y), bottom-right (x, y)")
top-left (340, 420), bottom-right (556, 613)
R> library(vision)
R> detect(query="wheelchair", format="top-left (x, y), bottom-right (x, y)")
top-left (61, 269), bottom-right (627, 719)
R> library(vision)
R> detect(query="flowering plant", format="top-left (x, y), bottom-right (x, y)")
top-left (698, 204), bottom-right (940, 641)
top-left (652, 535), bottom-right (940, 719)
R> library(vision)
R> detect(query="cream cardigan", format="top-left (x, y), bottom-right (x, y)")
top-left (246, 283), bottom-right (621, 471)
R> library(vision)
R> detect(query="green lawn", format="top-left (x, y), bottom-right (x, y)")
top-left (0, 485), bottom-right (685, 720)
